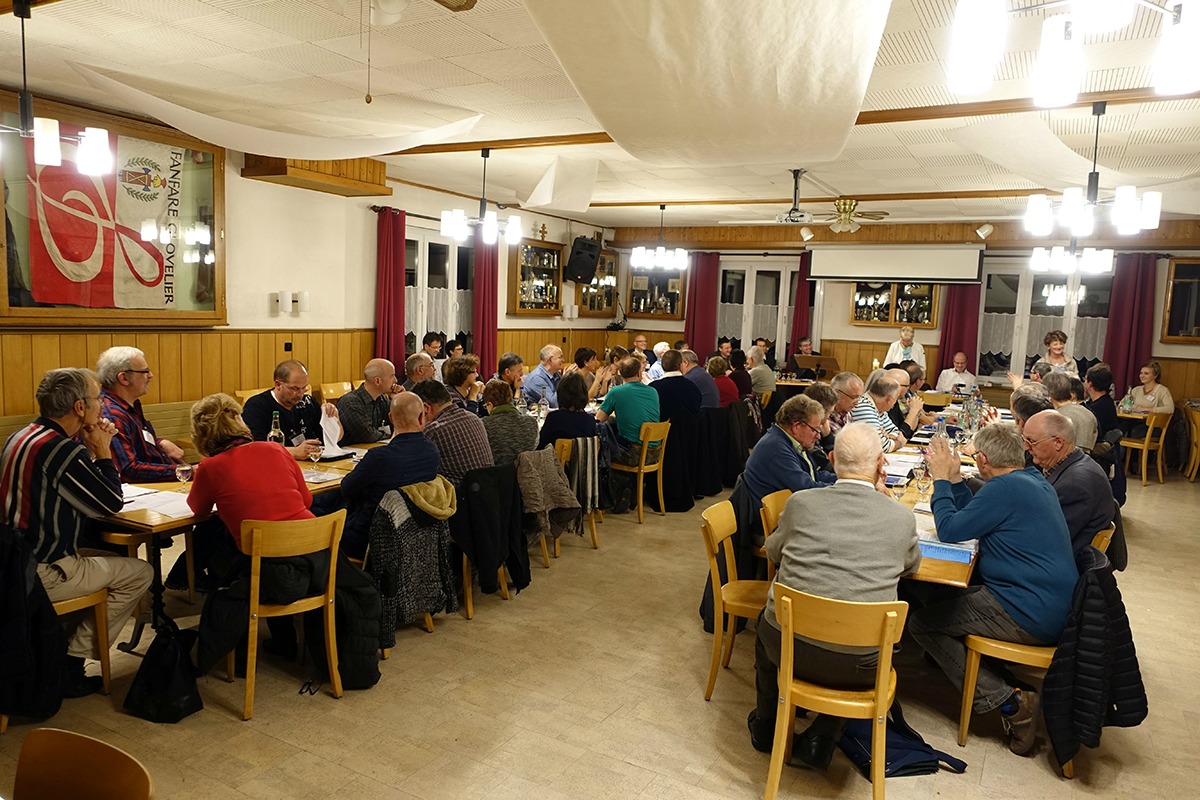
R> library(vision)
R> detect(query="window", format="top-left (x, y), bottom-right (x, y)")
top-left (404, 229), bottom-right (473, 356)
top-left (716, 257), bottom-right (802, 365)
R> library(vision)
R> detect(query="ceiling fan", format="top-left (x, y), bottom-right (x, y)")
top-left (817, 198), bottom-right (889, 233)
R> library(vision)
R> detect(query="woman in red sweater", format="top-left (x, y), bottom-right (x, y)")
top-left (187, 393), bottom-right (313, 546)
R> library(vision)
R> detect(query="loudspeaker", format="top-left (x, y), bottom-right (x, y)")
top-left (564, 236), bottom-right (601, 283)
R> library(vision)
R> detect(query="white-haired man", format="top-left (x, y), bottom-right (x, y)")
top-left (96, 345), bottom-right (187, 482)
top-left (523, 344), bottom-right (564, 408)
top-left (746, 345), bottom-right (776, 397)
top-left (646, 341), bottom-right (671, 381)
top-left (748, 422), bottom-right (920, 769)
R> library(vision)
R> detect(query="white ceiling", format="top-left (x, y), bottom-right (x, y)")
top-left (1, 0), bottom-right (1197, 229)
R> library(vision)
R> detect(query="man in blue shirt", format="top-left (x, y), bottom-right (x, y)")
top-left (680, 350), bottom-right (720, 409)
top-left (910, 423), bottom-right (1077, 757)
top-left (522, 344), bottom-right (563, 408)
top-left (741, 394), bottom-right (836, 519)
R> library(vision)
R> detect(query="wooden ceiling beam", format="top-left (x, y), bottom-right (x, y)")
top-left (589, 188), bottom-right (1049, 208)
top-left (0, 0), bottom-right (65, 12)
top-left (390, 132), bottom-right (613, 157)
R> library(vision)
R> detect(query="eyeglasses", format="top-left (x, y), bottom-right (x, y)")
top-left (123, 369), bottom-right (151, 375)
top-left (280, 383), bottom-right (307, 393)
top-left (837, 388), bottom-right (863, 402)
top-left (1023, 435), bottom-right (1058, 448)
top-left (796, 419), bottom-right (823, 436)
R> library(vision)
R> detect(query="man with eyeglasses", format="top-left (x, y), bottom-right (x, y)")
top-left (884, 367), bottom-right (930, 440)
top-left (741, 395), bottom-right (836, 520)
top-left (848, 372), bottom-right (906, 453)
top-left (402, 352), bottom-right (437, 392)
top-left (1, 368), bottom-right (153, 698)
top-left (910, 423), bottom-right (1076, 757)
top-left (827, 371), bottom-right (865, 436)
top-left (1022, 410), bottom-right (1113, 554)
top-left (96, 346), bottom-right (188, 482)
top-left (242, 359), bottom-right (341, 461)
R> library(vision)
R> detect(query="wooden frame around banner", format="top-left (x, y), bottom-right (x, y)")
top-left (0, 90), bottom-right (227, 328)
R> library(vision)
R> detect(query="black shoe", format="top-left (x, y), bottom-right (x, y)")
top-left (62, 655), bottom-right (104, 698)
top-left (747, 710), bottom-right (774, 754)
top-left (792, 730), bottom-right (837, 771)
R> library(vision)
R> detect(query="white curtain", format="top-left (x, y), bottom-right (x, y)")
top-left (979, 312), bottom-right (1015, 355)
top-left (1072, 316), bottom-right (1107, 361)
top-left (752, 304), bottom-right (779, 342)
top-left (455, 289), bottom-right (473, 337)
top-left (717, 302), bottom-right (743, 342)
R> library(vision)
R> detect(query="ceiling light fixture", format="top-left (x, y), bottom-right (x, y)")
top-left (1030, 241), bottom-right (1115, 274)
top-left (976, 223), bottom-right (994, 240)
top-left (0, 2), bottom-right (112, 171)
top-left (800, 226), bottom-right (815, 242)
top-left (1022, 101), bottom-right (1161, 242)
top-left (631, 205), bottom-right (688, 270)
top-left (440, 148), bottom-right (523, 246)
top-left (948, 0), bottom-right (1198, 105)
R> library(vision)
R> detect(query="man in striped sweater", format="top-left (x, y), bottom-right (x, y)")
top-left (0, 368), bottom-right (152, 697)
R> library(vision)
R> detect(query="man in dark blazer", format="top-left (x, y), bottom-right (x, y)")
top-left (651, 350), bottom-right (701, 422)
top-left (1023, 410), bottom-right (1114, 554)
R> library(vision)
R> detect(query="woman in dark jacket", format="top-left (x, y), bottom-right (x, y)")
top-left (729, 349), bottom-right (754, 398)
top-left (538, 372), bottom-right (599, 450)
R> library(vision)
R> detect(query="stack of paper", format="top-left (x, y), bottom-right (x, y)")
top-left (300, 470), bottom-right (340, 484)
top-left (121, 489), bottom-right (194, 519)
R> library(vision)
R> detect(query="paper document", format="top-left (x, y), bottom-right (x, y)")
top-left (121, 490), bottom-right (194, 519)
top-left (301, 469), bottom-right (340, 484)
top-left (122, 484), bottom-right (157, 500)
top-left (319, 413), bottom-right (355, 458)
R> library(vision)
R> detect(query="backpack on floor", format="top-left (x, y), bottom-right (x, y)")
top-left (837, 699), bottom-right (967, 781)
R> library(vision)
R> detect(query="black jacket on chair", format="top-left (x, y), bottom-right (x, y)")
top-left (0, 524), bottom-right (66, 721)
top-left (1042, 546), bottom-right (1148, 767)
top-left (450, 464), bottom-right (530, 594)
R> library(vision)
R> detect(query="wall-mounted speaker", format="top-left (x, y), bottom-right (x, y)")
top-left (564, 236), bottom-right (601, 283)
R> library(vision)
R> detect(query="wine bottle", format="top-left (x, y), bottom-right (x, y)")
top-left (267, 411), bottom-right (285, 445)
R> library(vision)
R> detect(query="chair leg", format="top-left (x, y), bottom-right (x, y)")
top-left (721, 616), bottom-right (737, 668)
top-left (538, 535), bottom-right (551, 568)
top-left (1061, 758), bottom-right (1075, 779)
top-left (704, 602), bottom-right (725, 701)
top-left (635, 471), bottom-right (645, 524)
top-left (1156, 446), bottom-right (1166, 484)
top-left (958, 645), bottom-right (983, 746)
top-left (0, 715), bottom-right (7, 734)
top-left (380, 648), bottom-right (390, 660)
top-left (588, 512), bottom-right (599, 549)
top-left (763, 694), bottom-right (792, 800)
top-left (225, 650), bottom-right (236, 682)
top-left (93, 600), bottom-right (111, 696)
top-left (553, 536), bottom-right (561, 558)
top-left (184, 529), bottom-right (197, 604)
top-left (498, 567), bottom-right (511, 600)
top-left (243, 615), bottom-right (260, 720)
top-left (462, 553), bottom-right (474, 620)
top-left (870, 708), bottom-right (887, 800)
top-left (656, 467), bottom-right (666, 517)
top-left (1140, 448), bottom-right (1149, 487)
top-left (423, 612), bottom-right (434, 633)
top-left (324, 606), bottom-right (343, 700)
top-left (596, 509), bottom-right (604, 523)
top-left (126, 543), bottom-right (139, 559)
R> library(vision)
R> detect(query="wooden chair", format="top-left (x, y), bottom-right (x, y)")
top-left (224, 511), bottom-right (346, 720)
top-left (461, 553), bottom-right (509, 620)
top-left (610, 420), bottom-right (671, 524)
top-left (1121, 411), bottom-right (1172, 486)
top-left (1, 590), bottom-right (111, 735)
top-left (701, 500), bottom-right (769, 701)
top-left (14, 727), bottom-right (153, 800)
top-left (553, 438), bottom-right (600, 553)
top-left (759, 390), bottom-right (773, 409)
top-left (757, 488), bottom-right (791, 582)
top-left (1183, 406), bottom-right (1200, 482)
top-left (235, 387), bottom-right (271, 407)
top-left (955, 523), bottom-right (1113, 780)
top-left (321, 381), bottom-right (354, 403)
top-left (764, 584), bottom-right (908, 800)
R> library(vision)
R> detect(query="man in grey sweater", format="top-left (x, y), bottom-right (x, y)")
top-left (748, 422), bottom-right (921, 769)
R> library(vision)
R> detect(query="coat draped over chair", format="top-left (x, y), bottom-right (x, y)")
top-left (515, 448), bottom-right (581, 547)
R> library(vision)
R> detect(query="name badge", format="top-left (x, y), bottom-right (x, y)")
top-left (291, 433), bottom-right (305, 447)
top-left (142, 429), bottom-right (157, 446)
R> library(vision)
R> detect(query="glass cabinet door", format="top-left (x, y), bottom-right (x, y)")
top-left (578, 250), bottom-right (618, 316)
top-left (852, 282), bottom-right (892, 324)
top-left (507, 240), bottom-right (564, 316)
top-left (628, 270), bottom-right (686, 320)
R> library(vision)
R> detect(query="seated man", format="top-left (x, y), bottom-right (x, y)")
top-left (652, 350), bottom-right (702, 422)
top-left (339, 393), bottom-right (440, 558)
top-left (1042, 372), bottom-right (1097, 452)
top-left (646, 341), bottom-right (671, 381)
top-left (409, 379), bottom-right (493, 486)
top-left (742, 394), bottom-right (836, 515)
top-left (242, 359), bottom-right (341, 461)
top-left (0, 369), bottom-right (153, 697)
top-left (1023, 410), bottom-right (1114, 554)
top-left (793, 336), bottom-right (819, 380)
top-left (827, 371), bottom-right (865, 435)
top-left (401, 352), bottom-right (436, 392)
top-left (935, 352), bottom-right (977, 393)
top-left (596, 357), bottom-right (660, 512)
top-left (480, 379), bottom-right (538, 465)
top-left (420, 332), bottom-right (443, 381)
top-left (849, 372), bottom-right (905, 452)
top-left (748, 422), bottom-right (920, 768)
top-left (680, 350), bottom-right (720, 409)
top-left (1010, 382), bottom-right (1053, 432)
top-left (911, 424), bottom-right (1077, 756)
top-left (338, 358), bottom-right (400, 445)
top-left (96, 346), bottom-right (188, 482)
top-left (522, 344), bottom-right (564, 408)
top-left (493, 351), bottom-right (525, 401)
top-left (884, 367), bottom-right (927, 440)
top-left (746, 345), bottom-right (776, 397)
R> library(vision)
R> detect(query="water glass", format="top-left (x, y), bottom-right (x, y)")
top-left (174, 464), bottom-right (193, 493)
top-left (889, 480), bottom-right (908, 502)
top-left (309, 444), bottom-right (324, 464)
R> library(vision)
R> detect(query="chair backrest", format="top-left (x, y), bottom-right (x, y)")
top-left (1090, 521), bottom-right (1117, 553)
top-left (322, 381), bottom-right (355, 402)
top-left (15, 727), bottom-right (153, 800)
top-left (235, 387), bottom-right (271, 406)
top-left (759, 390), bottom-right (773, 409)
top-left (240, 511), bottom-right (346, 614)
top-left (554, 438), bottom-right (573, 468)
top-left (636, 420), bottom-right (672, 468)
top-left (774, 582), bottom-right (909, 651)
top-left (701, 500), bottom-right (739, 587)
top-left (1185, 406), bottom-right (1200, 444)
top-left (1141, 412), bottom-right (1172, 443)
top-left (759, 489), bottom-right (791, 542)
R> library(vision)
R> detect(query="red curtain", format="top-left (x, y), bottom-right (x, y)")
top-left (788, 251), bottom-right (813, 354)
top-left (1103, 252), bottom-right (1158, 395)
top-left (472, 229), bottom-right (499, 376)
top-left (374, 207), bottom-right (406, 362)
top-left (937, 282), bottom-right (982, 374)
top-left (683, 251), bottom-right (720, 356)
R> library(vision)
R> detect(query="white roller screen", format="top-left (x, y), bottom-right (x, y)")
top-left (808, 245), bottom-right (983, 282)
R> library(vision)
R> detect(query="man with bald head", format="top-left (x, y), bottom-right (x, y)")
top-left (849, 371), bottom-right (906, 452)
top-left (935, 352), bottom-right (976, 393)
top-left (884, 367), bottom-right (928, 439)
top-left (1023, 409), bottom-right (1114, 554)
top-left (338, 357), bottom-right (401, 445)
top-left (339, 392), bottom-right (440, 557)
top-left (242, 359), bottom-right (341, 460)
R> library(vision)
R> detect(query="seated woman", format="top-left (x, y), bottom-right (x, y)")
top-left (538, 372), bottom-right (599, 450)
top-left (728, 349), bottom-right (754, 398)
top-left (590, 346), bottom-right (627, 399)
top-left (562, 347), bottom-right (598, 394)
top-left (1125, 360), bottom-right (1174, 416)
top-left (707, 356), bottom-right (739, 407)
top-left (443, 354), bottom-right (485, 417)
top-left (480, 379), bottom-right (538, 465)
top-left (1031, 329), bottom-right (1078, 377)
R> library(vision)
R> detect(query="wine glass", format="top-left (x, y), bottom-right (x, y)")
top-left (174, 464), bottom-right (193, 493)
top-left (308, 444), bottom-right (324, 465)
top-left (915, 473), bottom-right (933, 500)
top-left (889, 480), bottom-right (908, 502)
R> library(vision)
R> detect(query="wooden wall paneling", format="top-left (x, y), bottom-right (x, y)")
top-left (1158, 357), bottom-right (1200, 402)
top-left (135, 333), bottom-right (161, 404)
top-left (180, 333), bottom-right (203, 401)
top-left (256, 333), bottom-right (276, 383)
top-left (59, 334), bottom-right (88, 369)
top-left (199, 335), bottom-right (223, 398)
top-left (816, 339), bottom-right (940, 381)
top-left (157, 334), bottom-right (182, 404)
top-left (220, 334), bottom-right (242, 396)
top-left (334, 332), bottom-right (354, 381)
top-left (354, 331), bottom-right (374, 376)
top-left (29, 335), bottom-right (61, 400)
top-left (85, 334), bottom-right (113, 370)
top-left (2, 336), bottom-right (33, 415)
top-left (303, 332), bottom-right (323, 386)
top-left (238, 334), bottom-right (258, 392)
top-left (322, 334), bottom-right (341, 382)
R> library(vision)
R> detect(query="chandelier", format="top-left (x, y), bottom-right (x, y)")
top-left (440, 148), bottom-right (523, 246)
top-left (631, 204), bottom-right (688, 270)
top-left (1023, 102), bottom-right (1161, 245)
top-left (949, 0), bottom-right (1199, 103)
top-left (0, 2), bottom-right (113, 173)
top-left (1030, 242), bottom-right (1115, 274)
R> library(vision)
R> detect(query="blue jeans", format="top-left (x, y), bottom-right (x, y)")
top-left (908, 586), bottom-right (1045, 713)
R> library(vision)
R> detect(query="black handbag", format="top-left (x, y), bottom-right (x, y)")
top-left (837, 699), bottom-right (967, 780)
top-left (123, 619), bottom-right (203, 723)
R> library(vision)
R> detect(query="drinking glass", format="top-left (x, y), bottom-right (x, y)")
top-left (889, 480), bottom-right (908, 502)
top-left (916, 474), bottom-right (933, 499)
top-left (174, 464), bottom-right (193, 493)
top-left (308, 444), bottom-right (324, 465)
